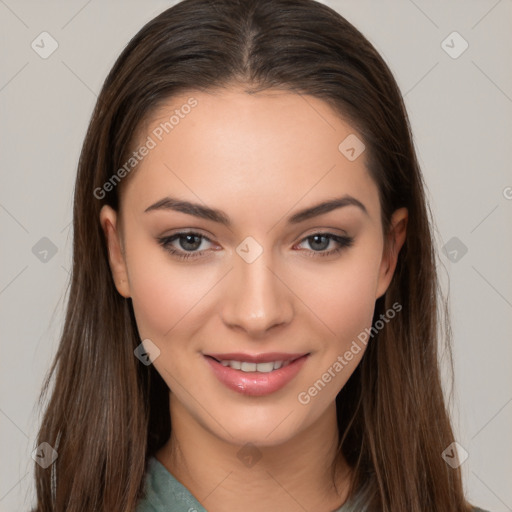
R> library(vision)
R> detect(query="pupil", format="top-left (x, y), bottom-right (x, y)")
top-left (181, 234), bottom-right (201, 250)
top-left (311, 235), bottom-right (328, 251)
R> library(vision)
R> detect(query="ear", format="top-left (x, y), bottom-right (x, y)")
top-left (375, 207), bottom-right (408, 300)
top-left (99, 205), bottom-right (131, 298)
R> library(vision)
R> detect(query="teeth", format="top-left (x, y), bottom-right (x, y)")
top-left (218, 359), bottom-right (293, 372)
top-left (241, 362), bottom-right (257, 372)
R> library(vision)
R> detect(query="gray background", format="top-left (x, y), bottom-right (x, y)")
top-left (1, 1), bottom-right (511, 510)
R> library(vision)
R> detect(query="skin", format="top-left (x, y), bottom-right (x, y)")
top-left (100, 87), bottom-right (407, 512)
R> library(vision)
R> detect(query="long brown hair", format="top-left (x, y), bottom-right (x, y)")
top-left (32, 0), bottom-right (475, 510)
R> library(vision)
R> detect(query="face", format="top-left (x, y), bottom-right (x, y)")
top-left (100, 87), bottom-right (407, 447)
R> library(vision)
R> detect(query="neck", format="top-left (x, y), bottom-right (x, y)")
top-left (156, 394), bottom-right (352, 512)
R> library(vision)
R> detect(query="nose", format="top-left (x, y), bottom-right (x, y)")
top-left (220, 249), bottom-right (294, 339)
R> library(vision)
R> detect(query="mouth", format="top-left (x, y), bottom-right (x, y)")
top-left (203, 352), bottom-right (310, 396)
top-left (205, 352), bottom-right (307, 372)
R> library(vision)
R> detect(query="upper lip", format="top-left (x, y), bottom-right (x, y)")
top-left (205, 352), bottom-right (309, 363)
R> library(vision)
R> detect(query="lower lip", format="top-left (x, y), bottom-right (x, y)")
top-left (204, 355), bottom-right (309, 396)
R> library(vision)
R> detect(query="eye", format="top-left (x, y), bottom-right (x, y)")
top-left (157, 231), bottom-right (354, 261)
top-left (295, 232), bottom-right (354, 258)
top-left (157, 231), bottom-right (214, 260)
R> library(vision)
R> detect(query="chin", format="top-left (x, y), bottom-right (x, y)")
top-left (223, 425), bottom-right (298, 448)
top-left (206, 404), bottom-right (311, 448)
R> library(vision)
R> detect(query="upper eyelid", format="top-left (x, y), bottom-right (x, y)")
top-left (161, 230), bottom-right (350, 250)
top-left (162, 226), bottom-right (349, 238)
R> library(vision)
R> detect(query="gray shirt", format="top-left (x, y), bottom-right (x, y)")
top-left (135, 456), bottom-right (490, 512)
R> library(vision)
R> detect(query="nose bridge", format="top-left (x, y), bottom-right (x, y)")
top-left (221, 241), bottom-right (293, 336)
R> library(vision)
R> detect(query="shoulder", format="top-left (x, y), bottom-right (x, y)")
top-left (135, 456), bottom-right (207, 512)
top-left (472, 507), bottom-right (492, 512)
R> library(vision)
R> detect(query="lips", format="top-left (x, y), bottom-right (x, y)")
top-left (204, 352), bottom-right (310, 396)
top-left (205, 352), bottom-right (307, 363)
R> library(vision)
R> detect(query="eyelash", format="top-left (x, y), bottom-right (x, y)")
top-left (157, 231), bottom-right (354, 261)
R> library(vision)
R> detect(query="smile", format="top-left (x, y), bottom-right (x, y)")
top-left (216, 359), bottom-right (293, 372)
top-left (203, 352), bottom-right (310, 396)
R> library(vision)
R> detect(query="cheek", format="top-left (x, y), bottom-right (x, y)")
top-left (126, 244), bottom-right (209, 340)
top-left (295, 253), bottom-right (380, 344)
top-left (293, 259), bottom-right (379, 411)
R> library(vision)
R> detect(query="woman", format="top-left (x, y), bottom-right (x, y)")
top-left (31, 0), bottom-right (491, 510)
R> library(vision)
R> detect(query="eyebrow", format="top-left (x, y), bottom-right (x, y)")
top-left (144, 194), bottom-right (368, 226)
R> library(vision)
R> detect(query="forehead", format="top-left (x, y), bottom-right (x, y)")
top-left (123, 87), bottom-right (380, 223)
